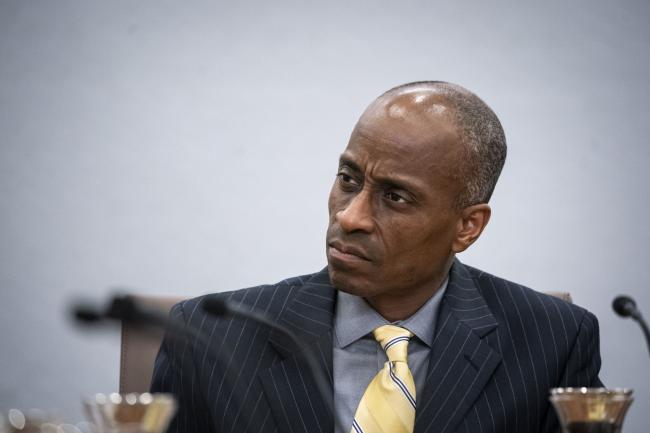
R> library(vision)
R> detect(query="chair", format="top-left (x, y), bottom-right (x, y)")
top-left (118, 291), bottom-right (573, 393)
top-left (119, 296), bottom-right (184, 393)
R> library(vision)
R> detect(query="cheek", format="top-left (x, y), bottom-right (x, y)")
top-left (327, 185), bottom-right (339, 216)
top-left (382, 220), bottom-right (454, 263)
top-left (328, 185), bottom-right (352, 218)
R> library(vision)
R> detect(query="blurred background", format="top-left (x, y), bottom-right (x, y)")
top-left (1, 0), bottom-right (648, 430)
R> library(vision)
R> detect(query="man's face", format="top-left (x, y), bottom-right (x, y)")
top-left (326, 93), bottom-right (464, 300)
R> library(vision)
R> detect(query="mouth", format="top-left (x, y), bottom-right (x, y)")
top-left (327, 241), bottom-right (371, 263)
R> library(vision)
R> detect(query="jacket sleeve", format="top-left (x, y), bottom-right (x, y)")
top-left (540, 309), bottom-right (603, 432)
top-left (150, 302), bottom-right (215, 433)
top-left (558, 310), bottom-right (604, 388)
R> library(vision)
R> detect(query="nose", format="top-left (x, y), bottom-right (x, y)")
top-left (336, 190), bottom-right (375, 233)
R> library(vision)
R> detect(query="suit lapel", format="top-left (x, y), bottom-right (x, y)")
top-left (257, 261), bottom-right (501, 433)
top-left (414, 260), bottom-right (502, 433)
top-left (258, 270), bottom-right (336, 433)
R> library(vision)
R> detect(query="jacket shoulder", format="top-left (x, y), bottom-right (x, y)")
top-left (171, 270), bottom-right (322, 325)
top-left (463, 264), bottom-right (595, 332)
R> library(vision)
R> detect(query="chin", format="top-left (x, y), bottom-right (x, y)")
top-left (327, 265), bottom-right (378, 298)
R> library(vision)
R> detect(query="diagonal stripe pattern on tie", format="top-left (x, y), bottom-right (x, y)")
top-left (350, 325), bottom-right (416, 433)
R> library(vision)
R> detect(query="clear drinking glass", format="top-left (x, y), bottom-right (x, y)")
top-left (82, 393), bottom-right (176, 433)
top-left (549, 388), bottom-right (634, 433)
top-left (0, 409), bottom-right (88, 433)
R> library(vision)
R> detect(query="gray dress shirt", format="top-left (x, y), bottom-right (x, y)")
top-left (333, 278), bottom-right (448, 433)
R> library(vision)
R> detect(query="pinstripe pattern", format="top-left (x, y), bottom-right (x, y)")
top-left (150, 260), bottom-right (602, 433)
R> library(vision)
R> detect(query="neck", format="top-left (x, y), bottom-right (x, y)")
top-left (365, 261), bottom-right (452, 322)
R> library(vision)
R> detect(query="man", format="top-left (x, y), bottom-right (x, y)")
top-left (151, 81), bottom-right (602, 433)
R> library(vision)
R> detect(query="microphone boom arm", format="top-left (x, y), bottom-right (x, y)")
top-left (202, 297), bottom-right (338, 429)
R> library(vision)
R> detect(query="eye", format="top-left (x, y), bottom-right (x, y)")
top-left (385, 191), bottom-right (409, 204)
top-left (336, 172), bottom-right (360, 187)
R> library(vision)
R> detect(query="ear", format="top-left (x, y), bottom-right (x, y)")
top-left (452, 204), bottom-right (491, 253)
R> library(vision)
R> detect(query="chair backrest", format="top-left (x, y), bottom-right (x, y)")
top-left (547, 291), bottom-right (572, 303)
top-left (119, 296), bottom-right (184, 393)
top-left (119, 291), bottom-right (573, 393)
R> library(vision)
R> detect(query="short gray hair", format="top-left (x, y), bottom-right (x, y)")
top-left (387, 81), bottom-right (507, 208)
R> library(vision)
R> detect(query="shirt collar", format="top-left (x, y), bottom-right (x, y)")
top-left (334, 275), bottom-right (449, 349)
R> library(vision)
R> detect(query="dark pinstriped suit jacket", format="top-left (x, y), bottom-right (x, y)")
top-left (151, 260), bottom-right (602, 433)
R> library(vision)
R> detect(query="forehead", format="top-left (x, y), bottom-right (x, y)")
top-left (340, 134), bottom-right (461, 207)
top-left (342, 98), bottom-right (463, 182)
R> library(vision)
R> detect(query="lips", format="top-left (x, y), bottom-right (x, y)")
top-left (328, 240), bottom-right (371, 262)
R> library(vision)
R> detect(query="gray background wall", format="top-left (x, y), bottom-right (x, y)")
top-left (1, 0), bottom-right (648, 430)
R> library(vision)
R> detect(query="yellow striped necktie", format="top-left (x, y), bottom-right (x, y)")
top-left (350, 325), bottom-right (416, 433)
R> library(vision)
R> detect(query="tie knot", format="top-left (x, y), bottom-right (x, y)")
top-left (373, 325), bottom-right (413, 363)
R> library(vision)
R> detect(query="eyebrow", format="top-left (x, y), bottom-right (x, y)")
top-left (338, 154), bottom-right (362, 172)
top-left (338, 154), bottom-right (425, 198)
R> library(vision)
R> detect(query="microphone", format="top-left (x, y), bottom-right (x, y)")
top-left (73, 294), bottom-right (175, 330)
top-left (72, 294), bottom-right (213, 360)
top-left (612, 295), bottom-right (650, 358)
top-left (202, 297), bottom-right (338, 428)
top-left (74, 295), bottom-right (165, 326)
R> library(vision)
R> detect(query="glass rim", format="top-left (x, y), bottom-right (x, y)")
top-left (82, 392), bottom-right (175, 405)
top-left (550, 387), bottom-right (633, 396)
